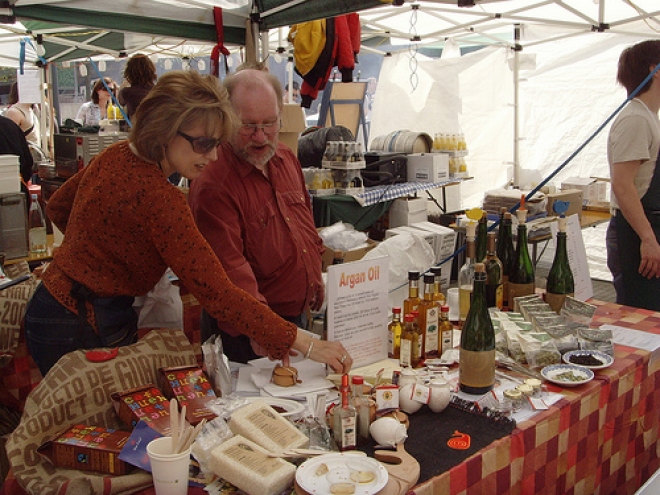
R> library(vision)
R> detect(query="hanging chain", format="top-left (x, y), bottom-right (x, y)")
top-left (408, 4), bottom-right (420, 92)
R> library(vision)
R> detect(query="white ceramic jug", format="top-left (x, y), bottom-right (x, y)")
top-left (428, 378), bottom-right (451, 413)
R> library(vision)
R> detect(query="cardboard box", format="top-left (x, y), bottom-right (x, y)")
top-left (279, 104), bottom-right (307, 157)
top-left (0, 192), bottom-right (28, 259)
top-left (406, 153), bottom-right (449, 183)
top-left (321, 238), bottom-right (379, 272)
top-left (385, 226), bottom-right (437, 262)
top-left (389, 197), bottom-right (428, 228)
top-left (560, 177), bottom-right (608, 207)
top-left (158, 365), bottom-right (217, 425)
top-left (546, 189), bottom-right (583, 218)
top-left (410, 221), bottom-right (458, 260)
top-left (111, 385), bottom-right (171, 434)
top-left (38, 424), bottom-right (131, 475)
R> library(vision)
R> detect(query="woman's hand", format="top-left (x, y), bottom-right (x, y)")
top-left (287, 331), bottom-right (353, 374)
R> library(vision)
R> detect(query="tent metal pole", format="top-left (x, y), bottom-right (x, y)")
top-left (513, 24), bottom-right (521, 187)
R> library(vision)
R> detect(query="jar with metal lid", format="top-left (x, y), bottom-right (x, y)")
top-left (503, 388), bottom-right (524, 412)
top-left (524, 378), bottom-right (543, 397)
top-left (516, 383), bottom-right (534, 398)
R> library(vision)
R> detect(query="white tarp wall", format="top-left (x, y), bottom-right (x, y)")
top-left (370, 32), bottom-right (648, 281)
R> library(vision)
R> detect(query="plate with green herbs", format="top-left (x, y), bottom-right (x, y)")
top-left (541, 364), bottom-right (594, 387)
top-left (562, 350), bottom-right (614, 370)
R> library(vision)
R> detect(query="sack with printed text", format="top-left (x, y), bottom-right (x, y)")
top-left (6, 328), bottom-right (197, 495)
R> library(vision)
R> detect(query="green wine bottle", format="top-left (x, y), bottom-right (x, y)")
top-left (508, 207), bottom-right (535, 305)
top-left (496, 208), bottom-right (515, 309)
top-left (484, 232), bottom-right (504, 309)
top-left (475, 211), bottom-right (488, 262)
top-left (545, 215), bottom-right (575, 313)
top-left (459, 263), bottom-right (496, 395)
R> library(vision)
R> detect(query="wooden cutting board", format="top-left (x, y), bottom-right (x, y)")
top-left (294, 443), bottom-right (420, 495)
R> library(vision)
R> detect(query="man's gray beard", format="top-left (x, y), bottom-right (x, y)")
top-left (233, 142), bottom-right (275, 168)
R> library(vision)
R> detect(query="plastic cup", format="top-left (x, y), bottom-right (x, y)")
top-left (146, 437), bottom-right (191, 495)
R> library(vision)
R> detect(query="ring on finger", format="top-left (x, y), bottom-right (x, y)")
top-left (340, 354), bottom-right (347, 364)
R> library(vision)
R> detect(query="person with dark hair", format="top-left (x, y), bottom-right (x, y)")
top-left (606, 39), bottom-right (660, 310)
top-left (4, 82), bottom-right (40, 148)
top-left (118, 53), bottom-right (157, 121)
top-left (24, 70), bottom-right (352, 376)
top-left (75, 77), bottom-right (117, 126)
top-left (189, 69), bottom-right (326, 363)
top-left (283, 81), bottom-right (300, 103)
top-left (0, 115), bottom-right (33, 206)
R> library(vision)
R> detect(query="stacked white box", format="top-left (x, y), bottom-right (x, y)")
top-left (406, 153), bottom-right (450, 183)
top-left (0, 155), bottom-right (20, 195)
top-left (411, 221), bottom-right (458, 261)
top-left (560, 177), bottom-right (608, 207)
top-left (389, 197), bottom-right (427, 227)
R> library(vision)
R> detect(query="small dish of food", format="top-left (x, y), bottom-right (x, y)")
top-left (541, 364), bottom-right (594, 387)
top-left (562, 350), bottom-right (614, 370)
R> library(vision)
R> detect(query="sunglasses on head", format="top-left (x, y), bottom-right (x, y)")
top-left (177, 131), bottom-right (222, 154)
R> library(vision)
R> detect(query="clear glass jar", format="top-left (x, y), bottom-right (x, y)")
top-left (503, 388), bottom-right (524, 412)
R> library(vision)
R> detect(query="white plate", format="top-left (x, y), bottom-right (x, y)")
top-left (241, 397), bottom-right (305, 418)
top-left (296, 453), bottom-right (388, 495)
top-left (541, 364), bottom-right (595, 387)
top-left (562, 350), bottom-right (614, 370)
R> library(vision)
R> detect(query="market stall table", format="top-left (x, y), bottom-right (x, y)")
top-left (2, 301), bottom-right (658, 495)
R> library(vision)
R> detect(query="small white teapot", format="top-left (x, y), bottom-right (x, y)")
top-left (398, 368), bottom-right (419, 388)
top-left (428, 378), bottom-right (451, 413)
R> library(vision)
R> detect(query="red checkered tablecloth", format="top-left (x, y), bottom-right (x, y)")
top-left (413, 300), bottom-right (660, 495)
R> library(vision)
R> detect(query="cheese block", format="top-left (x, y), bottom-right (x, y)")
top-left (209, 435), bottom-right (296, 495)
top-left (229, 400), bottom-right (309, 453)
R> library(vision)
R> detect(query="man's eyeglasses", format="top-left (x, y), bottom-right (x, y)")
top-left (238, 120), bottom-right (282, 136)
top-left (177, 131), bottom-right (222, 154)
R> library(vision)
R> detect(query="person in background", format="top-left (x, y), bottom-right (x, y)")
top-left (4, 82), bottom-right (40, 149)
top-left (118, 53), bottom-right (157, 121)
top-left (189, 69), bottom-right (325, 363)
top-left (0, 115), bottom-right (33, 206)
top-left (75, 77), bottom-right (117, 126)
top-left (24, 70), bottom-right (352, 376)
top-left (606, 39), bottom-right (660, 310)
top-left (283, 81), bottom-right (300, 104)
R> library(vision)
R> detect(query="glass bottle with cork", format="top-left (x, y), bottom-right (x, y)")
top-left (403, 270), bottom-right (421, 317)
top-left (351, 375), bottom-right (370, 442)
top-left (545, 208), bottom-right (574, 313)
top-left (419, 273), bottom-right (440, 359)
top-left (439, 305), bottom-right (453, 357)
top-left (333, 374), bottom-right (357, 451)
top-left (508, 196), bottom-right (535, 305)
top-left (28, 194), bottom-right (47, 254)
top-left (475, 210), bottom-right (488, 263)
top-left (496, 208), bottom-right (515, 310)
top-left (459, 263), bottom-right (496, 394)
top-left (484, 232), bottom-right (504, 309)
top-left (430, 265), bottom-right (446, 306)
top-left (400, 313), bottom-right (422, 368)
top-left (458, 210), bottom-right (480, 324)
top-left (387, 307), bottom-right (403, 359)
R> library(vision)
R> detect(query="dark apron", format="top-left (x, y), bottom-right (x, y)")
top-left (615, 147), bottom-right (660, 310)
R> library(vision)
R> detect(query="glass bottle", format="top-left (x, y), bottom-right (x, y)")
top-left (28, 194), bottom-right (47, 254)
top-left (475, 211), bottom-right (488, 263)
top-left (496, 208), bottom-right (515, 310)
top-left (430, 266), bottom-right (446, 306)
top-left (545, 215), bottom-right (575, 313)
top-left (459, 263), bottom-right (496, 395)
top-left (458, 221), bottom-right (477, 323)
top-left (484, 232), bottom-right (504, 309)
top-left (419, 273), bottom-right (440, 359)
top-left (403, 270), bottom-right (421, 317)
top-left (400, 314), bottom-right (422, 368)
top-left (439, 305), bottom-right (453, 357)
top-left (351, 375), bottom-right (370, 441)
top-left (508, 207), bottom-right (535, 305)
top-left (334, 374), bottom-right (356, 451)
top-left (387, 307), bottom-right (403, 359)
top-left (332, 250), bottom-right (344, 265)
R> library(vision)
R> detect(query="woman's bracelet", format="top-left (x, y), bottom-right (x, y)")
top-left (304, 340), bottom-right (315, 359)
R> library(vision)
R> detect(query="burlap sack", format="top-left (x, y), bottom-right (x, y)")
top-left (6, 328), bottom-right (198, 495)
